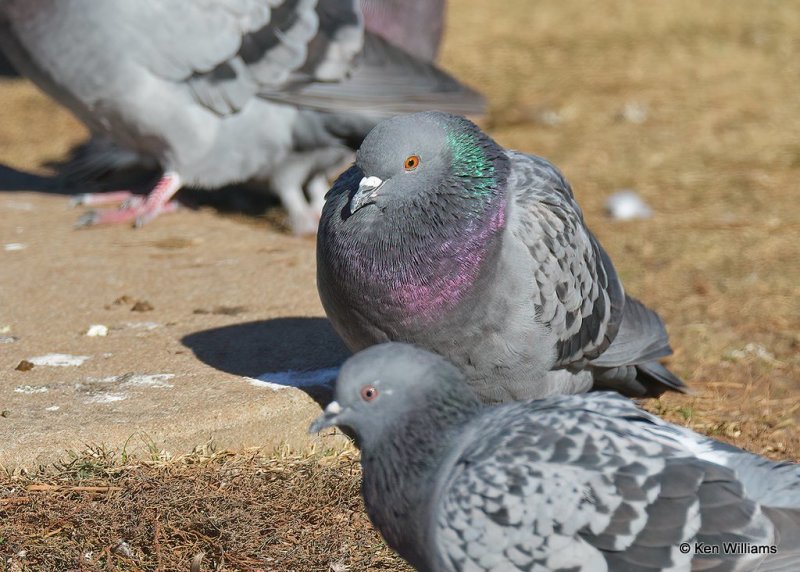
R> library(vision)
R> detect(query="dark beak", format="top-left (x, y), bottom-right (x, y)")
top-left (349, 176), bottom-right (384, 215)
top-left (308, 401), bottom-right (343, 433)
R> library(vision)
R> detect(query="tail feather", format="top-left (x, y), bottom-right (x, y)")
top-left (635, 361), bottom-right (688, 396)
top-left (592, 296), bottom-right (673, 368)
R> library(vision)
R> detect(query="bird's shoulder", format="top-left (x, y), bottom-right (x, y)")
top-left (499, 151), bottom-right (625, 367)
top-left (504, 150), bottom-right (580, 214)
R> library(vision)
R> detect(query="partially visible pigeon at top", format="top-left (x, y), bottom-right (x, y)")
top-left (311, 343), bottom-right (800, 571)
top-left (0, 0), bottom-right (482, 234)
top-left (360, 0), bottom-right (445, 61)
top-left (318, 111), bottom-right (685, 402)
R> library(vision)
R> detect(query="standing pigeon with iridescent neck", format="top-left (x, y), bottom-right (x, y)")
top-left (310, 344), bottom-right (800, 571)
top-left (317, 111), bottom-right (686, 401)
top-left (0, 0), bottom-right (482, 234)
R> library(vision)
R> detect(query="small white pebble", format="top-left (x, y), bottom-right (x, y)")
top-left (85, 324), bottom-right (109, 337)
top-left (45, 405), bottom-right (60, 412)
top-left (4, 243), bottom-right (27, 251)
top-left (605, 190), bottom-right (653, 221)
top-left (0, 325), bottom-right (10, 333)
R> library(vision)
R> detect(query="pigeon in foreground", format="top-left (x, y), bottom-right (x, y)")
top-left (318, 111), bottom-right (684, 401)
top-left (311, 343), bottom-right (800, 572)
top-left (0, 0), bottom-right (482, 234)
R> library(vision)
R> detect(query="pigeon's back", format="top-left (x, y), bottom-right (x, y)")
top-left (429, 394), bottom-right (800, 571)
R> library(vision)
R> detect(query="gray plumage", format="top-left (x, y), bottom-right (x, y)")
top-left (0, 0), bottom-right (482, 233)
top-left (310, 343), bottom-right (800, 572)
top-left (317, 111), bottom-right (684, 400)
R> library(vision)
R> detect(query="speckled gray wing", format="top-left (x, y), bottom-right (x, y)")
top-left (431, 396), bottom-right (779, 571)
top-left (133, 0), bottom-right (364, 116)
top-left (506, 151), bottom-right (626, 369)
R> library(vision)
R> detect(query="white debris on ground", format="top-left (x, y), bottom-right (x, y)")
top-left (28, 353), bottom-right (90, 367)
top-left (84, 393), bottom-right (127, 404)
top-left (247, 367), bottom-right (341, 391)
top-left (3, 243), bottom-right (27, 251)
top-left (618, 100), bottom-right (649, 124)
top-left (120, 373), bottom-right (175, 389)
top-left (77, 373), bottom-right (177, 406)
top-left (85, 324), bottom-right (109, 337)
top-left (605, 190), bottom-right (653, 221)
top-left (0, 325), bottom-right (18, 344)
top-left (118, 321), bottom-right (162, 331)
top-left (14, 385), bottom-right (49, 394)
top-left (725, 343), bottom-right (780, 364)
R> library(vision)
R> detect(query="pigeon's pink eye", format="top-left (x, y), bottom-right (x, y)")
top-left (360, 385), bottom-right (379, 402)
top-left (404, 155), bottom-right (420, 171)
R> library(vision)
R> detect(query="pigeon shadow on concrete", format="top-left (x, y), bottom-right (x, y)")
top-left (49, 147), bottom-right (287, 216)
top-left (0, 158), bottom-right (286, 225)
top-left (181, 317), bottom-right (351, 407)
top-left (0, 51), bottom-right (18, 77)
top-left (0, 164), bottom-right (59, 192)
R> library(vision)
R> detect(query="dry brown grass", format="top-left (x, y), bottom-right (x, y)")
top-left (1, 446), bottom-right (410, 572)
top-left (1, 0), bottom-right (799, 570)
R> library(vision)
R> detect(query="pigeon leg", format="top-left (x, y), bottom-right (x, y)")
top-left (70, 190), bottom-right (137, 207)
top-left (276, 184), bottom-right (318, 236)
top-left (74, 172), bottom-right (182, 228)
top-left (307, 174), bottom-right (329, 215)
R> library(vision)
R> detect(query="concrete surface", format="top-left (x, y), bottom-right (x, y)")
top-left (0, 189), bottom-right (350, 468)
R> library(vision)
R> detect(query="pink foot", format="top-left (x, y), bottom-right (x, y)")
top-left (74, 172), bottom-right (182, 229)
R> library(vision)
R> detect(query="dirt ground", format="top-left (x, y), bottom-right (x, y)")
top-left (1, 0), bottom-right (799, 570)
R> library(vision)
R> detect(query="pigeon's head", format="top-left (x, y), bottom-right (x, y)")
top-left (345, 111), bottom-right (507, 217)
top-left (309, 343), bottom-right (478, 446)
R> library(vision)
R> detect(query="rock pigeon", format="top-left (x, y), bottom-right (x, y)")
top-left (0, 0), bottom-right (482, 234)
top-left (310, 343), bottom-right (800, 571)
top-left (317, 111), bottom-right (685, 401)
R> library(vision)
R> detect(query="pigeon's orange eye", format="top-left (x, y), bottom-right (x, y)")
top-left (404, 155), bottom-right (420, 171)
top-left (360, 385), bottom-right (379, 402)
